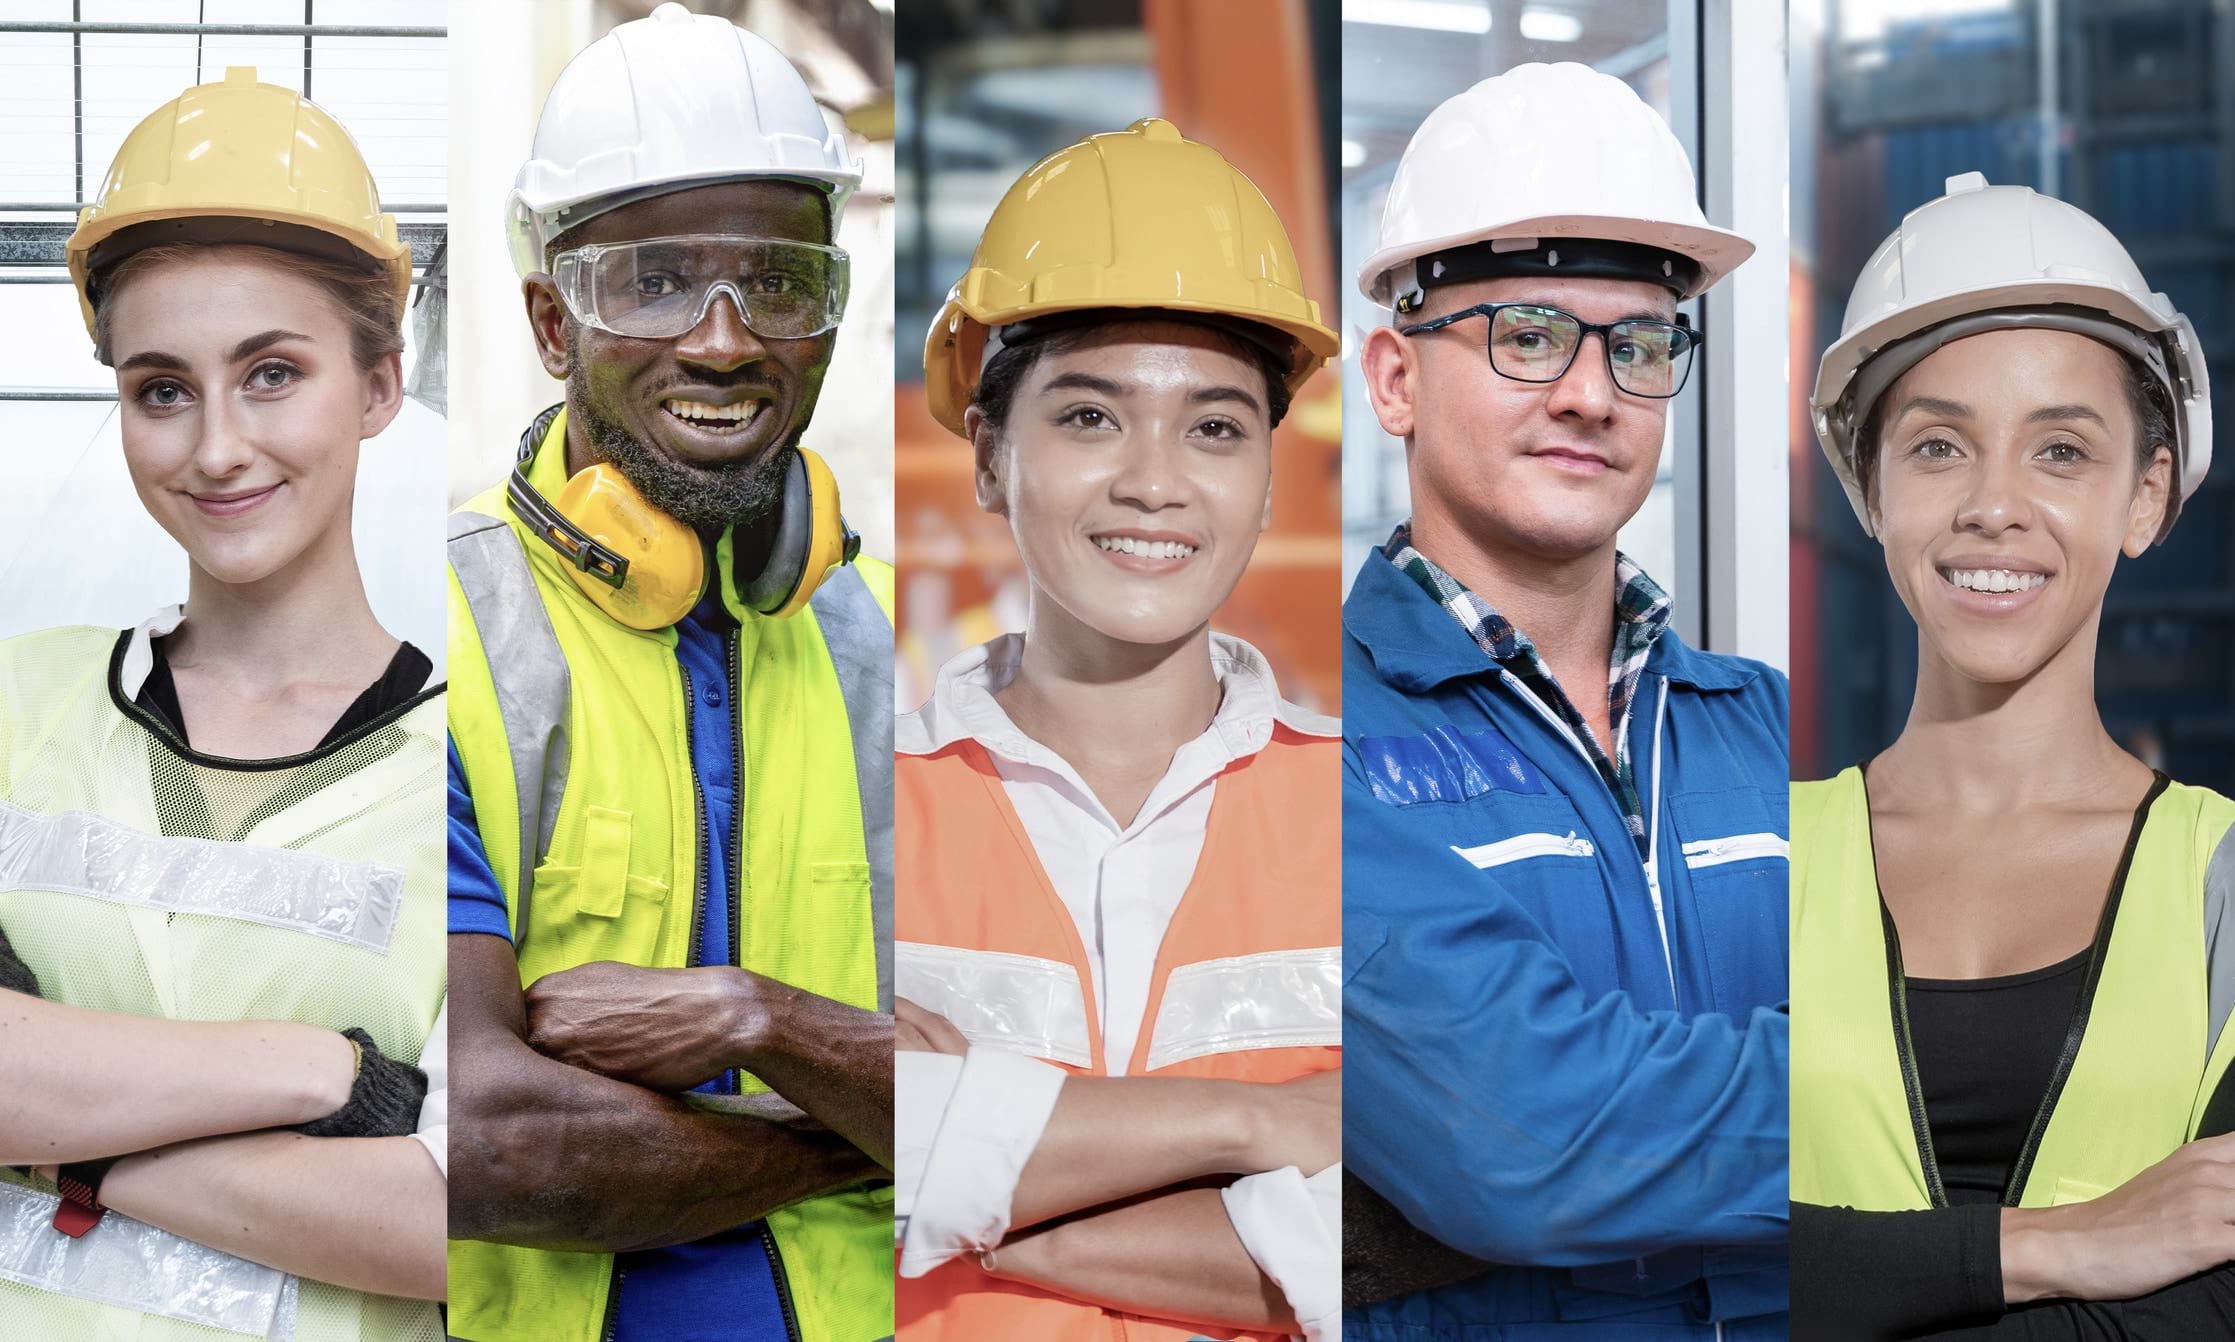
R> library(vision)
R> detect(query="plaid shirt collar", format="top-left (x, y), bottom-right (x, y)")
top-left (1383, 522), bottom-right (1672, 850)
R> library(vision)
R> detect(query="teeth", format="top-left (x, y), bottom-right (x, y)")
top-left (1093, 535), bottom-right (1197, 560)
top-left (1946, 568), bottom-right (2048, 593)
top-left (662, 397), bottom-right (761, 425)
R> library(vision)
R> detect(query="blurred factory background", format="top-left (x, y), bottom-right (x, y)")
top-left (1791, 0), bottom-right (2235, 788)
top-left (893, 0), bottom-right (1344, 713)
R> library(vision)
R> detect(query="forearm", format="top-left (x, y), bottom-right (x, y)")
top-left (101, 1131), bottom-right (445, 1301)
top-left (1009, 1075), bottom-right (1261, 1229)
top-left (0, 994), bottom-right (348, 1163)
top-left (988, 1188), bottom-right (1296, 1335)
top-left (452, 1033), bottom-right (877, 1252)
top-left (735, 978), bottom-right (893, 1169)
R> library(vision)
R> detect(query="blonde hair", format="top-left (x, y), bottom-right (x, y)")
top-left (91, 241), bottom-right (405, 370)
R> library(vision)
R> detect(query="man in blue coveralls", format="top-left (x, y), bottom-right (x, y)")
top-left (1340, 63), bottom-right (1791, 1341)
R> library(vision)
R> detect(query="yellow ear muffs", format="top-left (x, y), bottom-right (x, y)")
top-left (509, 457), bottom-right (704, 632)
top-left (509, 407), bottom-right (858, 628)
top-left (740, 447), bottom-right (860, 618)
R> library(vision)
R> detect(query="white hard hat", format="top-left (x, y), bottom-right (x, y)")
top-left (507, 2), bottom-right (863, 277)
top-left (1813, 172), bottom-right (2211, 544)
top-left (1358, 62), bottom-right (1754, 308)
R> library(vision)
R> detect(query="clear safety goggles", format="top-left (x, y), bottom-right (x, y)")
top-left (551, 234), bottom-right (850, 340)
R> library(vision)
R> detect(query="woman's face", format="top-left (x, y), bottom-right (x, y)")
top-left (974, 321), bottom-right (1274, 648)
top-left (105, 250), bottom-right (400, 587)
top-left (1872, 327), bottom-right (2170, 684)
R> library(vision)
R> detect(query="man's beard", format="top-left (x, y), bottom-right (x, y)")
top-left (566, 359), bottom-right (793, 533)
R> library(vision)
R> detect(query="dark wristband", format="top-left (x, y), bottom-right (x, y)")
top-left (52, 1157), bottom-right (118, 1238)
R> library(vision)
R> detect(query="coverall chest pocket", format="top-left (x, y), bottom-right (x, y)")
top-left (1669, 786), bottom-right (1788, 1015)
top-left (532, 805), bottom-right (669, 960)
top-left (1445, 792), bottom-right (1615, 953)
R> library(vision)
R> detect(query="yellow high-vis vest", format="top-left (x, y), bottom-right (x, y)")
top-left (0, 616), bottom-right (448, 1342)
top-left (1792, 768), bottom-right (2235, 1211)
top-left (445, 411), bottom-right (895, 1342)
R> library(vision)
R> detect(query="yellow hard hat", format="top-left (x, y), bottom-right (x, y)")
top-left (66, 67), bottom-right (410, 338)
top-left (923, 117), bottom-right (1338, 437)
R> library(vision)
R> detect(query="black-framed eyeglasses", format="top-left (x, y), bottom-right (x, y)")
top-left (1396, 302), bottom-right (1702, 399)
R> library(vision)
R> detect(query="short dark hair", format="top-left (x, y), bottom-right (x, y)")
top-left (1855, 347), bottom-right (2174, 506)
top-left (92, 241), bottom-right (404, 371)
top-left (972, 322), bottom-right (1294, 438)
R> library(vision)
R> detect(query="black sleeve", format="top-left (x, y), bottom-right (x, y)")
top-left (1917, 1269), bottom-right (2235, 1341)
top-left (1340, 1166), bottom-right (1499, 1308)
top-left (1792, 1201), bottom-right (2004, 1340)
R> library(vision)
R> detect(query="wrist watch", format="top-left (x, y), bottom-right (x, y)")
top-left (52, 1158), bottom-right (117, 1237)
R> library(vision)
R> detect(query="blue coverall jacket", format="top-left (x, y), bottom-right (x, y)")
top-left (1341, 548), bottom-right (1790, 1341)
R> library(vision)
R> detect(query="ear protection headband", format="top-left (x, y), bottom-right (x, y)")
top-left (506, 405), bottom-right (859, 630)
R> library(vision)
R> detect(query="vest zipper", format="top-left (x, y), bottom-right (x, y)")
top-left (726, 628), bottom-right (746, 1095)
top-left (599, 1260), bottom-right (626, 1342)
top-left (760, 1222), bottom-right (802, 1342)
top-left (1876, 900), bottom-right (1949, 1207)
top-left (1999, 771), bottom-right (2166, 1206)
top-left (679, 660), bottom-right (710, 973)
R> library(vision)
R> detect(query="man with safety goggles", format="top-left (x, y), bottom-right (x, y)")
top-left (444, 7), bottom-right (895, 1342)
top-left (1340, 63), bottom-right (1791, 1342)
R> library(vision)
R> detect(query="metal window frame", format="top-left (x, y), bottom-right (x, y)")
top-left (0, 12), bottom-right (448, 403)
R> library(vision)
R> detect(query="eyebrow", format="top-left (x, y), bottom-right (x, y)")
top-left (2026, 403), bottom-right (2107, 427)
top-left (1040, 372), bottom-right (1127, 399)
top-left (114, 329), bottom-right (311, 376)
top-left (1891, 395), bottom-right (1974, 421)
top-left (1187, 384), bottom-right (1265, 416)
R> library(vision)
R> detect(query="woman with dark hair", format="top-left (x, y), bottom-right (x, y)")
top-left (1793, 172), bottom-right (2235, 1340)
top-left (892, 119), bottom-right (1343, 1341)
top-left (0, 69), bottom-right (446, 1342)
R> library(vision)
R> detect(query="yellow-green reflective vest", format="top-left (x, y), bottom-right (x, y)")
top-left (0, 617), bottom-right (448, 1342)
top-left (445, 412), bottom-right (895, 1342)
top-left (1793, 767), bottom-right (2235, 1211)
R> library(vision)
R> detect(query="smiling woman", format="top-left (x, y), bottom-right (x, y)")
top-left (0, 67), bottom-right (448, 1342)
top-left (1791, 174), bottom-right (2235, 1340)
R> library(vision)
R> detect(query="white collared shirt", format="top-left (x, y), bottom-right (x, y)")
top-left (895, 632), bottom-right (1341, 1339)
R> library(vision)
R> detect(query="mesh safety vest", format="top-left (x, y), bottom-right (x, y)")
top-left (446, 412), bottom-right (896, 1342)
top-left (894, 722), bottom-right (1341, 1342)
top-left (1792, 767), bottom-right (2235, 1211)
top-left (0, 619), bottom-right (447, 1342)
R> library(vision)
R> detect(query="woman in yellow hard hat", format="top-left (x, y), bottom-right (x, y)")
top-left (1792, 174), bottom-right (2235, 1338)
top-left (0, 69), bottom-right (447, 1342)
top-left (893, 119), bottom-right (1342, 1342)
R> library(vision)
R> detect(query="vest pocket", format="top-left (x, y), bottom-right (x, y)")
top-left (536, 805), bottom-right (666, 920)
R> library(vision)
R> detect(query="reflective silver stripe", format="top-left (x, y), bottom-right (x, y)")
top-left (2207, 824), bottom-right (2235, 1057)
top-left (0, 801), bottom-right (401, 952)
top-left (1143, 946), bottom-right (1342, 1072)
top-left (0, 1180), bottom-right (293, 1338)
top-left (448, 509), bottom-right (571, 925)
top-left (812, 566), bottom-right (895, 1012)
top-left (897, 940), bottom-right (1093, 1067)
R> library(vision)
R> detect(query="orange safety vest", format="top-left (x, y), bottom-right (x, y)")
top-left (896, 726), bottom-right (1342, 1342)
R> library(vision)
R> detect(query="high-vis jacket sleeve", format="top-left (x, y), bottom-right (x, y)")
top-left (1224, 1162), bottom-right (1341, 1341)
top-left (1341, 749), bottom-right (1788, 1268)
top-left (896, 1047), bottom-right (1065, 1278)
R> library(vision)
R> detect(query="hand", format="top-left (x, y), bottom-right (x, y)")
top-left (0, 924), bottom-right (41, 997)
top-left (1241, 1067), bottom-right (1341, 1176)
top-left (896, 998), bottom-right (967, 1055)
top-left (525, 961), bottom-right (758, 1092)
top-left (2003, 1132), bottom-right (2235, 1302)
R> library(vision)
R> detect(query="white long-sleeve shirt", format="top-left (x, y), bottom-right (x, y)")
top-left (894, 633), bottom-right (1341, 1341)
